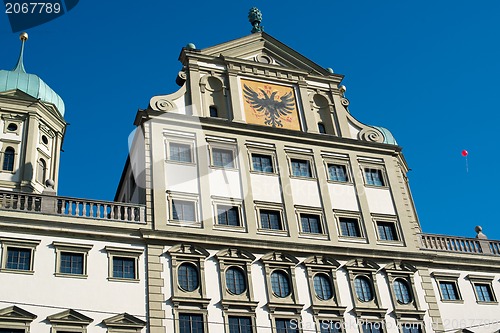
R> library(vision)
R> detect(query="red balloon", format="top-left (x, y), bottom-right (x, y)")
top-left (461, 150), bottom-right (468, 157)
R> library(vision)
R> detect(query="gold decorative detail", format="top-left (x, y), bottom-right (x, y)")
top-left (241, 79), bottom-right (300, 130)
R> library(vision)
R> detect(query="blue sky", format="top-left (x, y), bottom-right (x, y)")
top-left (1, 1), bottom-right (499, 239)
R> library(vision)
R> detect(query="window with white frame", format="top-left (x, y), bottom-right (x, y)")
top-left (290, 158), bottom-right (312, 178)
top-left (212, 197), bottom-right (244, 230)
top-left (255, 203), bottom-right (286, 233)
top-left (327, 163), bottom-right (348, 182)
top-left (169, 142), bottom-right (193, 163)
top-left (362, 166), bottom-right (386, 187)
top-left (105, 247), bottom-right (142, 282)
top-left (53, 242), bottom-right (92, 278)
top-left (432, 272), bottom-right (462, 302)
top-left (211, 147), bottom-right (236, 169)
top-left (228, 316), bottom-right (253, 333)
top-left (246, 143), bottom-right (277, 175)
top-left (467, 275), bottom-right (497, 303)
top-left (165, 133), bottom-right (196, 164)
top-left (168, 192), bottom-right (200, 226)
top-left (0, 238), bottom-right (40, 274)
top-left (173, 200), bottom-right (196, 222)
top-left (375, 219), bottom-right (400, 242)
top-left (361, 322), bottom-right (384, 333)
top-left (335, 213), bottom-right (364, 239)
top-left (179, 313), bottom-right (204, 333)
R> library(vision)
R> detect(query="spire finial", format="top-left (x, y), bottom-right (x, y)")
top-left (248, 7), bottom-right (264, 33)
top-left (13, 32), bottom-right (28, 73)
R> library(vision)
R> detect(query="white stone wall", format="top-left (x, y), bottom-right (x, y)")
top-left (0, 231), bottom-right (147, 333)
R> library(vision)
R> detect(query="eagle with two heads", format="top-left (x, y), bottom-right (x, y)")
top-left (243, 84), bottom-right (295, 127)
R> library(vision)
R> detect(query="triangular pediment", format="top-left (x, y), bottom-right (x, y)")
top-left (200, 32), bottom-right (335, 76)
top-left (47, 309), bottom-right (93, 325)
top-left (102, 313), bottom-right (146, 328)
top-left (0, 306), bottom-right (37, 322)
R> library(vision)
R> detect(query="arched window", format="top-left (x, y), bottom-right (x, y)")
top-left (2, 147), bottom-right (15, 171)
top-left (393, 279), bottom-right (412, 304)
top-left (354, 276), bottom-right (373, 302)
top-left (178, 262), bottom-right (199, 292)
top-left (37, 158), bottom-right (46, 184)
top-left (313, 273), bottom-right (333, 300)
top-left (209, 105), bottom-right (218, 118)
top-left (318, 122), bottom-right (326, 134)
top-left (225, 266), bottom-right (246, 295)
top-left (270, 270), bottom-right (291, 298)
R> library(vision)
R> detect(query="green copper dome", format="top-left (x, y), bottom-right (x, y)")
top-left (0, 34), bottom-right (65, 116)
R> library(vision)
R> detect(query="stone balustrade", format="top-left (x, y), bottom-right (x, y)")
top-left (0, 191), bottom-right (145, 223)
top-left (419, 233), bottom-right (500, 256)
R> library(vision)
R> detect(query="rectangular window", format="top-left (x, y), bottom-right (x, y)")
top-left (439, 281), bottom-right (460, 301)
top-left (252, 154), bottom-right (274, 173)
top-left (401, 324), bottom-right (422, 333)
top-left (475, 284), bottom-right (494, 302)
top-left (112, 256), bottom-right (136, 279)
top-left (377, 222), bottom-right (398, 241)
top-left (320, 321), bottom-right (342, 333)
top-left (339, 217), bottom-right (361, 237)
top-left (217, 205), bottom-right (240, 226)
top-left (328, 164), bottom-right (348, 182)
top-left (170, 142), bottom-right (192, 163)
top-left (179, 314), bottom-right (204, 333)
top-left (364, 169), bottom-right (385, 186)
top-left (228, 316), bottom-right (252, 333)
top-left (275, 319), bottom-right (298, 333)
top-left (60, 252), bottom-right (84, 275)
top-left (172, 200), bottom-right (196, 222)
top-left (260, 210), bottom-right (283, 230)
top-left (0, 330), bottom-right (25, 333)
top-left (6, 247), bottom-right (31, 270)
top-left (362, 322), bottom-right (383, 333)
top-left (291, 159), bottom-right (312, 178)
top-left (300, 214), bottom-right (322, 234)
top-left (212, 148), bottom-right (234, 168)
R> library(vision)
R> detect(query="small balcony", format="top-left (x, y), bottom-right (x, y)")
top-left (0, 191), bottom-right (145, 223)
top-left (419, 233), bottom-right (500, 256)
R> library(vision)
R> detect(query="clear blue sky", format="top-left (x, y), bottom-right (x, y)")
top-left (1, 1), bottom-right (498, 239)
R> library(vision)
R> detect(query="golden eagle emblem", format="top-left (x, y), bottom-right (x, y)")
top-left (243, 84), bottom-right (296, 128)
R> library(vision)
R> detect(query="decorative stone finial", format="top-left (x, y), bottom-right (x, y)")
top-left (185, 43), bottom-right (196, 50)
top-left (248, 7), bottom-right (264, 33)
top-left (326, 68), bottom-right (334, 74)
top-left (45, 179), bottom-right (55, 189)
top-left (475, 225), bottom-right (488, 239)
top-left (339, 85), bottom-right (347, 96)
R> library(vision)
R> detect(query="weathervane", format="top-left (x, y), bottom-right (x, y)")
top-left (248, 7), bottom-right (264, 33)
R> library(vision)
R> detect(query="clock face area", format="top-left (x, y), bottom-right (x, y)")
top-left (241, 79), bottom-right (301, 131)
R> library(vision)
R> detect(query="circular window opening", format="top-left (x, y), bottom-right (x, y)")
top-left (225, 266), bottom-right (247, 295)
top-left (7, 123), bottom-right (18, 132)
top-left (42, 135), bottom-right (49, 145)
top-left (354, 276), bottom-right (374, 302)
top-left (313, 273), bottom-right (333, 300)
top-left (178, 262), bottom-right (199, 292)
top-left (270, 270), bottom-right (291, 298)
top-left (393, 278), bottom-right (412, 304)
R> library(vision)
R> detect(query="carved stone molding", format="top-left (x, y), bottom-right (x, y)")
top-left (358, 127), bottom-right (384, 143)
